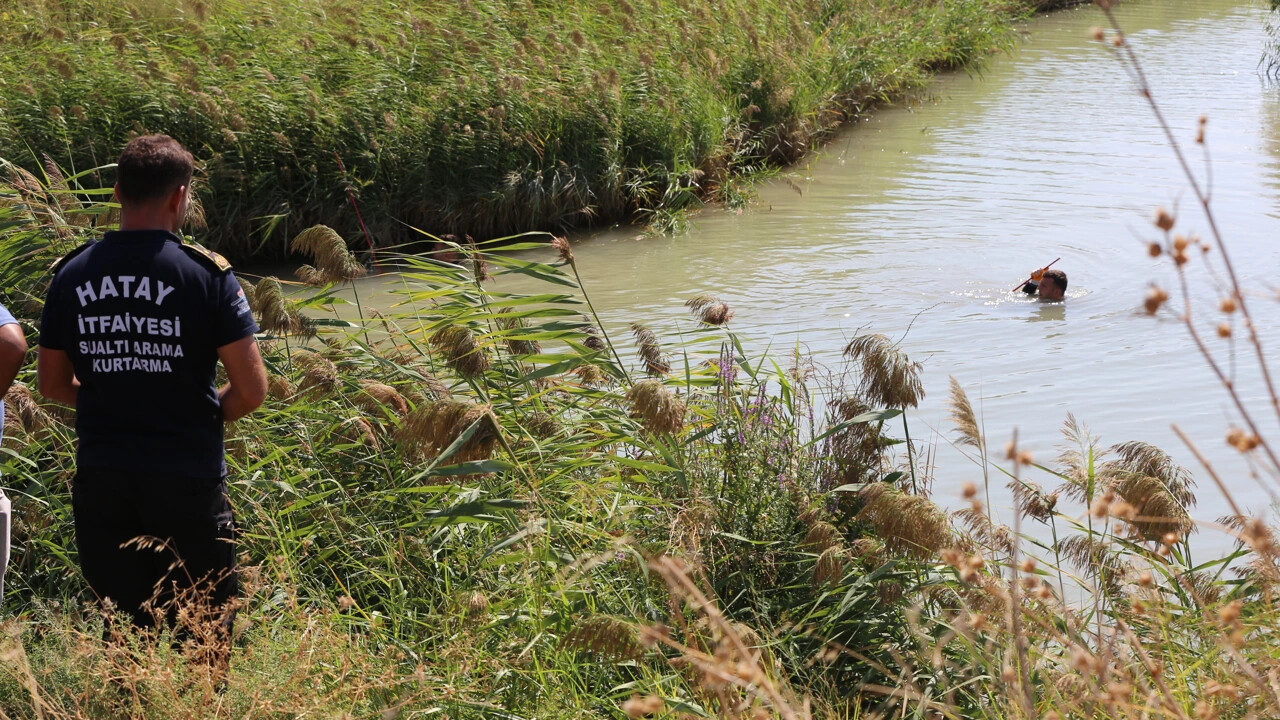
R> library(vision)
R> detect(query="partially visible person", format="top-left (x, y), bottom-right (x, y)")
top-left (1019, 267), bottom-right (1068, 302)
top-left (0, 303), bottom-right (27, 608)
top-left (1037, 269), bottom-right (1068, 302)
top-left (36, 135), bottom-right (266, 673)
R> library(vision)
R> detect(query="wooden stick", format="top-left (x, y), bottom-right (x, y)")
top-left (1012, 257), bottom-right (1061, 292)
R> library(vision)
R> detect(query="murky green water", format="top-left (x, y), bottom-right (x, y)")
top-left (344, 0), bottom-right (1280, 541)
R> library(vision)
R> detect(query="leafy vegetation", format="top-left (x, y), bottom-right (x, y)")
top-left (0, 0), bottom-right (1027, 260)
top-left (2, 158), bottom-right (1280, 719)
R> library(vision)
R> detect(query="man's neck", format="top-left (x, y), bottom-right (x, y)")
top-left (118, 210), bottom-right (178, 233)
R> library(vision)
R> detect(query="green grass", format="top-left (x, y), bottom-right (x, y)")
top-left (0, 0), bottom-right (1028, 261)
top-left (3, 165), bottom-right (1280, 719)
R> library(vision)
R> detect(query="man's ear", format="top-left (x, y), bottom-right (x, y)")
top-left (168, 184), bottom-right (189, 213)
top-left (113, 183), bottom-right (121, 203)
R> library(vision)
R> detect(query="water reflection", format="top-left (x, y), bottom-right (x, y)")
top-left (1027, 303), bottom-right (1067, 323)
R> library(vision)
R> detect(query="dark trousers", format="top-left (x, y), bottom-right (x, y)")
top-left (72, 468), bottom-right (238, 665)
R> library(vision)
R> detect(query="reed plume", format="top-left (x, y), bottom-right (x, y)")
top-left (946, 376), bottom-right (981, 450)
top-left (1009, 480), bottom-right (1056, 523)
top-left (253, 277), bottom-right (313, 337)
top-left (573, 363), bottom-right (606, 387)
top-left (684, 293), bottom-right (733, 326)
top-left (524, 411), bottom-right (559, 439)
top-left (1100, 441), bottom-right (1195, 541)
top-left (560, 616), bottom-right (644, 661)
top-left (293, 351), bottom-right (339, 398)
top-left (429, 325), bottom-right (490, 378)
top-left (843, 334), bottom-right (924, 409)
top-left (353, 380), bottom-right (408, 419)
top-left (1055, 414), bottom-right (1106, 504)
top-left (812, 546), bottom-right (846, 587)
top-left (857, 483), bottom-right (952, 559)
top-left (630, 322), bottom-right (670, 376)
top-left (290, 225), bottom-right (366, 284)
top-left (581, 314), bottom-right (605, 352)
top-left (497, 316), bottom-right (541, 356)
top-left (397, 400), bottom-right (498, 464)
top-left (626, 379), bottom-right (684, 434)
top-left (825, 396), bottom-right (883, 484)
top-left (334, 416), bottom-right (379, 449)
top-left (267, 374), bottom-right (296, 401)
top-left (3, 383), bottom-right (53, 446)
top-left (551, 235), bottom-right (574, 263)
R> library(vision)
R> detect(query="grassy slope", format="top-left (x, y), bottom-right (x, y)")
top-left (0, 0), bottom-right (1026, 261)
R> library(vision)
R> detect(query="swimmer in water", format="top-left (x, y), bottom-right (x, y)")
top-left (1021, 268), bottom-right (1068, 301)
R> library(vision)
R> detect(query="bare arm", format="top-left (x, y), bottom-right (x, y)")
top-left (36, 345), bottom-right (78, 407)
top-left (217, 335), bottom-right (267, 423)
top-left (0, 323), bottom-right (27, 397)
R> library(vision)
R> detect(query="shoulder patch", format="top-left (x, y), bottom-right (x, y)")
top-left (49, 241), bottom-right (95, 276)
top-left (180, 242), bottom-right (233, 273)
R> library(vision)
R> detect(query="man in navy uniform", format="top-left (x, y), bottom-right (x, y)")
top-left (37, 135), bottom-right (266, 669)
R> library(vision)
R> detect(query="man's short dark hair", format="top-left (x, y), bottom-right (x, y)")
top-left (1043, 269), bottom-right (1068, 291)
top-left (116, 135), bottom-right (193, 205)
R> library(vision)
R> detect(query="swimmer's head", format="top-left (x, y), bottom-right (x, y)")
top-left (1039, 269), bottom-right (1067, 301)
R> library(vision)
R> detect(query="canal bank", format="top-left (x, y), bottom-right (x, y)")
top-left (0, 0), bottom-right (1034, 261)
top-left (334, 0), bottom-right (1280, 550)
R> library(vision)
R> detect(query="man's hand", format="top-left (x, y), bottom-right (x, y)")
top-left (36, 346), bottom-right (78, 407)
top-left (0, 323), bottom-right (27, 397)
top-left (217, 335), bottom-right (267, 423)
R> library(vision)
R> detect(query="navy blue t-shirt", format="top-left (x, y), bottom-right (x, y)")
top-left (39, 230), bottom-right (259, 478)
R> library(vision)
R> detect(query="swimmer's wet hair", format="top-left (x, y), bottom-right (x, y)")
top-left (1042, 269), bottom-right (1068, 291)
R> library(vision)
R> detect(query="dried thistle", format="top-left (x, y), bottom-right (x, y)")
top-left (290, 225), bottom-right (366, 284)
top-left (684, 293), bottom-right (734, 326)
top-left (626, 379), bottom-right (684, 434)
top-left (843, 334), bottom-right (924, 409)
top-left (354, 380), bottom-right (408, 419)
top-left (630, 322), bottom-right (670, 376)
top-left (430, 325), bottom-right (490, 378)
top-left (397, 400), bottom-right (498, 464)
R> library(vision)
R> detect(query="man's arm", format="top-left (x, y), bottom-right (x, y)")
top-left (36, 346), bottom-right (78, 407)
top-left (0, 323), bottom-right (27, 396)
top-left (217, 335), bottom-right (267, 423)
